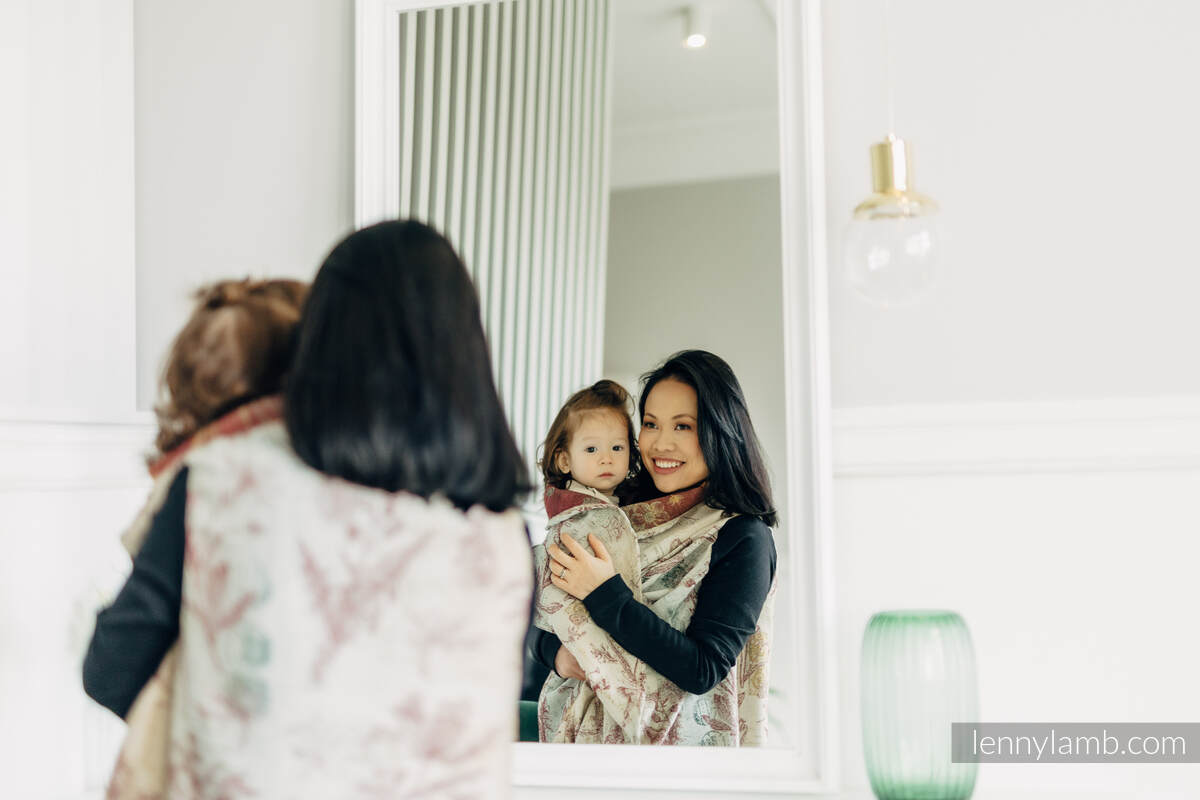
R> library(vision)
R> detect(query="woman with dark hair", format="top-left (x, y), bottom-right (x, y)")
top-left (84, 221), bottom-right (532, 797)
top-left (532, 350), bottom-right (777, 746)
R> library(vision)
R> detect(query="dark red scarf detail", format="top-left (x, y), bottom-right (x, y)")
top-left (543, 483), bottom-right (707, 529)
top-left (622, 486), bottom-right (706, 532)
top-left (148, 395), bottom-right (284, 479)
top-left (543, 484), bottom-right (602, 518)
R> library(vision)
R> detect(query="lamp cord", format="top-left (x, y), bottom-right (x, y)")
top-left (883, 0), bottom-right (896, 136)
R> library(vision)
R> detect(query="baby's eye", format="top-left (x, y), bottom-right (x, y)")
top-left (613, 444), bottom-right (625, 452)
top-left (585, 446), bottom-right (598, 453)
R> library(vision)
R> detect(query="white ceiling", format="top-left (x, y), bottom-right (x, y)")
top-left (610, 0), bottom-right (780, 187)
top-left (611, 0), bottom-right (778, 127)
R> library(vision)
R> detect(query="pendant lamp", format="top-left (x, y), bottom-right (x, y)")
top-left (843, 0), bottom-right (942, 307)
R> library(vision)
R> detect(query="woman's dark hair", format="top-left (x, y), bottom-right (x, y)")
top-left (540, 379), bottom-right (639, 490)
top-left (636, 350), bottom-right (777, 526)
top-left (285, 220), bottom-right (531, 511)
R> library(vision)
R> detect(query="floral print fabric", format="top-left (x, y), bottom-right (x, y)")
top-left (120, 421), bottom-right (531, 799)
top-left (533, 485), bottom-right (774, 746)
top-left (107, 396), bottom-right (283, 800)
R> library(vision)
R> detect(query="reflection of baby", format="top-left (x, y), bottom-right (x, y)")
top-left (532, 380), bottom-right (647, 739)
top-left (106, 279), bottom-right (307, 800)
top-left (537, 378), bottom-right (641, 594)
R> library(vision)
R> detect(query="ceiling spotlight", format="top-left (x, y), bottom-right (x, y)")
top-left (683, 5), bottom-right (710, 49)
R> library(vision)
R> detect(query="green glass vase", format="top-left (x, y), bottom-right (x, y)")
top-left (861, 610), bottom-right (979, 800)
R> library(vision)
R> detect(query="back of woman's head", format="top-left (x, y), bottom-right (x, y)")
top-left (285, 220), bottom-right (530, 511)
top-left (155, 278), bottom-right (308, 457)
top-left (639, 350), bottom-right (777, 526)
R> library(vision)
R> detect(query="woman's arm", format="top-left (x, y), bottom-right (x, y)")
top-left (581, 516), bottom-right (775, 695)
top-left (82, 468), bottom-right (188, 718)
top-left (530, 626), bottom-right (563, 672)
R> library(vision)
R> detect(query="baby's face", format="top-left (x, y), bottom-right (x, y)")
top-left (556, 410), bottom-right (630, 494)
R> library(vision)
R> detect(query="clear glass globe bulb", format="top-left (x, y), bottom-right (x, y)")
top-left (843, 135), bottom-right (942, 308)
top-left (843, 193), bottom-right (941, 308)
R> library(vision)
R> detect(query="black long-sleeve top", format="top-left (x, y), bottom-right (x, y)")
top-left (533, 514), bottom-right (776, 695)
top-left (82, 468), bottom-right (189, 719)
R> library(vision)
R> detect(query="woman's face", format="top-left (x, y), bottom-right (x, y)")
top-left (639, 378), bottom-right (709, 494)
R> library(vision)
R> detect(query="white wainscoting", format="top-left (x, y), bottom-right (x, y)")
top-left (0, 416), bottom-right (154, 800)
top-left (9, 399), bottom-right (1198, 799)
top-left (512, 398), bottom-right (1200, 800)
top-left (828, 397), bottom-right (1200, 799)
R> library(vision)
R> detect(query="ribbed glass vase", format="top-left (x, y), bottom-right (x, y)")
top-left (861, 610), bottom-right (979, 800)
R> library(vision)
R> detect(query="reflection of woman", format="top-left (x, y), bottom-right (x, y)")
top-left (532, 350), bottom-right (778, 746)
top-left (85, 221), bottom-right (533, 797)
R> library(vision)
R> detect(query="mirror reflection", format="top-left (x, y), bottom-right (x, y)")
top-left (518, 0), bottom-right (795, 747)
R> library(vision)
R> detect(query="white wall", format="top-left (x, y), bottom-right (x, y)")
top-left (604, 176), bottom-right (789, 524)
top-left (2, 3), bottom-right (354, 798)
top-left (0, 0), bottom-right (135, 417)
top-left (825, 0), bottom-right (1200, 407)
top-left (0, 420), bottom-right (151, 800)
top-left (831, 401), bottom-right (1200, 796)
top-left (11, 0), bottom-right (1200, 797)
top-left (1, 5), bottom-right (142, 793)
top-left (822, 2), bottom-right (1200, 797)
top-left (133, 0), bottom-right (355, 407)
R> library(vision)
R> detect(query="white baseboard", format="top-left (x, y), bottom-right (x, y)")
top-left (833, 396), bottom-right (1200, 477)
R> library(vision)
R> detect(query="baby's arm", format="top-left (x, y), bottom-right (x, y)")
top-left (84, 469), bottom-right (187, 717)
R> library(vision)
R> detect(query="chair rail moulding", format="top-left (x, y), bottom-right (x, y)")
top-left (356, 0), bottom-right (837, 794)
top-left (0, 414), bottom-right (155, 493)
top-left (833, 396), bottom-right (1200, 478)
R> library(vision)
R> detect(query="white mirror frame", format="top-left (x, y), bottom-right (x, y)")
top-left (356, 0), bottom-right (837, 793)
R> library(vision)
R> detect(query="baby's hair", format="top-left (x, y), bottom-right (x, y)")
top-left (540, 379), bottom-right (639, 490)
top-left (153, 278), bottom-right (308, 457)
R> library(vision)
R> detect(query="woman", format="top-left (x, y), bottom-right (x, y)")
top-left (84, 221), bottom-right (532, 798)
top-left (531, 350), bottom-right (778, 746)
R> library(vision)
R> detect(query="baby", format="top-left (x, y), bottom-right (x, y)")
top-left (121, 278), bottom-right (307, 551)
top-left (532, 379), bottom-right (648, 740)
top-left (108, 278), bottom-right (307, 800)
top-left (536, 378), bottom-right (641, 595)
top-left (544, 378), bottom-right (635, 499)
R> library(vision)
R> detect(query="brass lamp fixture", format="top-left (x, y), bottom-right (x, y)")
top-left (843, 2), bottom-right (942, 307)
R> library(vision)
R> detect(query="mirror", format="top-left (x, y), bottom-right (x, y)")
top-left (358, 0), bottom-right (833, 790)
top-left (567, 0), bottom-right (795, 746)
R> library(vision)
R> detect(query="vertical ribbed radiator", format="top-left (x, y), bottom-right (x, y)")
top-left (388, 0), bottom-right (611, 484)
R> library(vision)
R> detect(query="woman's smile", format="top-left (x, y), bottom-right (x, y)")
top-left (639, 378), bottom-right (709, 492)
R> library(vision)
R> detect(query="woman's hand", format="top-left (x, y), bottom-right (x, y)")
top-left (554, 645), bottom-right (586, 681)
top-left (547, 533), bottom-right (616, 600)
